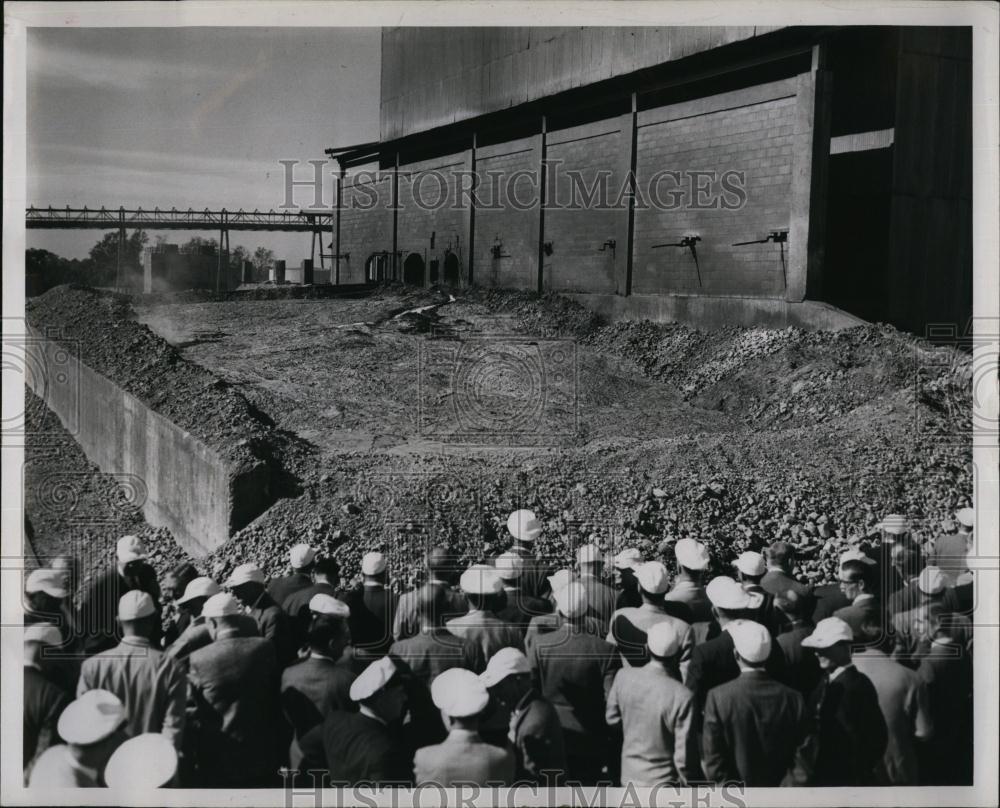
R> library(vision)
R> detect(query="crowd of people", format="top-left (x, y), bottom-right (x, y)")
top-left (22, 507), bottom-right (976, 790)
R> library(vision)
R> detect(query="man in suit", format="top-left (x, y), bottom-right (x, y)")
top-left (446, 566), bottom-right (524, 659)
top-left (702, 621), bottom-right (806, 786)
top-left (414, 667), bottom-right (515, 785)
top-left (761, 541), bottom-right (811, 599)
top-left (576, 544), bottom-right (618, 634)
top-left (733, 551), bottom-right (779, 634)
top-left (77, 591), bottom-right (187, 751)
top-left (812, 549), bottom-right (874, 622)
top-left (341, 552), bottom-right (396, 661)
top-left (299, 656), bottom-right (413, 785)
top-left (834, 558), bottom-right (885, 645)
top-left (606, 621), bottom-right (694, 786)
top-left (930, 508), bottom-right (974, 587)
top-left (524, 570), bottom-right (605, 658)
top-left (23, 625), bottom-right (71, 773)
top-left (225, 563), bottom-right (294, 667)
top-left (280, 595), bottom-right (357, 767)
top-left (796, 617), bottom-right (888, 786)
top-left (494, 551), bottom-right (551, 633)
top-left (390, 584), bottom-right (485, 686)
top-left (613, 548), bottom-right (643, 610)
top-left (774, 590), bottom-right (821, 697)
top-left (282, 557), bottom-right (342, 652)
top-left (892, 566), bottom-right (972, 666)
top-left (267, 543), bottom-right (317, 608)
top-left (166, 577), bottom-right (258, 662)
top-left (665, 539), bottom-right (713, 625)
top-left (186, 593), bottom-right (282, 787)
top-left (392, 546), bottom-right (467, 641)
top-left (528, 582), bottom-right (620, 784)
top-left (505, 509), bottom-right (552, 600)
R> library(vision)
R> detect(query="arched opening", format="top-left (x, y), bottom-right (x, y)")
top-left (403, 252), bottom-right (425, 286)
top-left (443, 252), bottom-right (460, 286)
top-left (365, 253), bottom-right (390, 283)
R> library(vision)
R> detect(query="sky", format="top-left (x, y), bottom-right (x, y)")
top-left (26, 27), bottom-right (381, 262)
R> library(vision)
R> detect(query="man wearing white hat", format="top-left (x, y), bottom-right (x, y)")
top-left (576, 543), bottom-right (618, 634)
top-left (24, 624), bottom-right (72, 774)
top-left (414, 668), bottom-right (515, 785)
top-left (891, 566), bottom-right (972, 664)
top-left (446, 565), bottom-right (524, 659)
top-left (23, 568), bottom-right (79, 692)
top-left (104, 733), bottom-right (179, 789)
top-left (299, 656), bottom-right (412, 784)
top-left (267, 543), bottom-right (317, 607)
top-left (931, 507), bottom-right (974, 588)
top-left (733, 551), bottom-right (778, 631)
top-left (606, 621), bottom-right (694, 786)
top-left (341, 551), bottom-right (397, 659)
top-left (28, 689), bottom-right (129, 787)
top-left (665, 538), bottom-right (713, 624)
top-left (796, 617), bottom-right (887, 786)
top-left (612, 548), bottom-right (643, 610)
top-left (505, 509), bottom-right (552, 600)
top-left (523, 570), bottom-right (603, 659)
top-left (186, 592), bottom-right (282, 787)
top-left (494, 551), bottom-right (551, 633)
top-left (166, 577), bottom-right (260, 661)
top-left (702, 620), bottom-right (805, 786)
top-left (528, 582), bottom-right (620, 784)
top-left (606, 561), bottom-right (695, 676)
top-left (78, 591), bottom-right (187, 750)
top-left (391, 546), bottom-right (468, 642)
top-left (282, 557), bottom-right (343, 652)
top-left (225, 562), bottom-right (294, 665)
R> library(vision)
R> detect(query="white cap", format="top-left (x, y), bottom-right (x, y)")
top-left (104, 733), bottom-right (178, 789)
top-left (706, 576), bottom-right (752, 610)
top-left (177, 577), bottom-right (221, 605)
top-left (118, 590), bottom-right (156, 621)
top-left (839, 548), bottom-right (876, 567)
top-left (494, 552), bottom-right (524, 579)
top-left (224, 563), bottom-right (265, 588)
top-left (24, 624), bottom-right (62, 646)
top-left (613, 548), bottom-right (642, 570)
top-left (877, 514), bottom-right (910, 535)
top-left (956, 507), bottom-right (974, 528)
top-left (361, 552), bottom-right (387, 576)
top-left (289, 543), bottom-right (316, 569)
top-left (733, 551), bottom-right (766, 577)
top-left (310, 593), bottom-right (351, 617)
top-left (547, 569), bottom-right (573, 592)
top-left (479, 647), bottom-right (531, 688)
top-left (729, 619), bottom-right (772, 664)
top-left (431, 668), bottom-right (489, 717)
top-left (918, 566), bottom-right (947, 595)
top-left (57, 689), bottom-right (126, 745)
top-left (460, 565), bottom-right (503, 595)
top-left (576, 544), bottom-right (603, 564)
top-left (801, 617), bottom-right (854, 649)
top-left (646, 621), bottom-right (681, 657)
top-left (202, 592), bottom-right (241, 618)
top-left (675, 538), bottom-right (710, 571)
top-left (507, 509), bottom-right (542, 543)
top-left (25, 568), bottom-right (68, 598)
top-left (349, 655), bottom-right (398, 702)
top-left (117, 535), bottom-right (147, 563)
top-left (554, 582), bottom-right (588, 618)
top-left (635, 561), bottom-right (670, 595)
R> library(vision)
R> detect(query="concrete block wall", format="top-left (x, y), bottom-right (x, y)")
top-left (339, 171), bottom-right (394, 284)
top-left (26, 334), bottom-right (269, 558)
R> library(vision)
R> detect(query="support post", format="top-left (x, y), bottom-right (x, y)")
top-left (116, 207), bottom-right (125, 290)
top-left (467, 133), bottom-right (477, 287)
top-left (536, 115), bottom-right (548, 296)
top-left (392, 152), bottom-right (400, 281)
top-left (335, 161), bottom-right (344, 285)
top-left (625, 92), bottom-right (638, 297)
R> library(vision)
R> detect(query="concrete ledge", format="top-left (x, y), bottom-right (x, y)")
top-left (26, 333), bottom-right (269, 557)
top-left (563, 293), bottom-right (867, 331)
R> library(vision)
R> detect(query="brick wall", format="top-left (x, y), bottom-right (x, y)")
top-left (339, 171), bottom-right (394, 284)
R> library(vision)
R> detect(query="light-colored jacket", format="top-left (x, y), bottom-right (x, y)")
top-left (414, 728), bottom-right (515, 786)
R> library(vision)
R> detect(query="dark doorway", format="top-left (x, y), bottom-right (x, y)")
top-left (402, 253), bottom-right (425, 286)
top-left (443, 252), bottom-right (460, 286)
top-left (429, 259), bottom-right (439, 284)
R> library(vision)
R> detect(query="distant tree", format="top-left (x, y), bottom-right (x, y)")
top-left (179, 236), bottom-right (218, 254)
top-left (87, 229), bottom-right (148, 287)
top-left (25, 248), bottom-right (94, 295)
top-left (229, 244), bottom-right (250, 272)
top-left (252, 246), bottom-right (275, 279)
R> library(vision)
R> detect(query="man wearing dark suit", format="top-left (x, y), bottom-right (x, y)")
top-left (186, 594), bottom-right (282, 787)
top-left (494, 552), bottom-right (552, 634)
top-left (23, 625), bottom-right (72, 771)
top-left (576, 544), bottom-right (618, 635)
top-left (505, 509), bottom-right (552, 601)
top-left (811, 549), bottom-right (876, 622)
top-left (833, 559), bottom-right (886, 646)
top-left (392, 547), bottom-right (468, 641)
top-left (733, 551), bottom-right (779, 634)
top-left (341, 552), bottom-right (397, 660)
top-left (446, 567), bottom-right (524, 659)
top-left (613, 549), bottom-right (643, 610)
top-left (267, 544), bottom-right (317, 609)
top-left (761, 542), bottom-right (812, 599)
top-left (774, 591), bottom-right (821, 697)
top-left (702, 621), bottom-right (806, 786)
top-left (282, 557), bottom-right (343, 653)
top-left (225, 563), bottom-right (294, 667)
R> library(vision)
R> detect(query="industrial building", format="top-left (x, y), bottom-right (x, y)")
top-left (326, 26), bottom-right (971, 335)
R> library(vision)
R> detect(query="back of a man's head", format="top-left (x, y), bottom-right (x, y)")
top-left (427, 546), bottom-right (456, 584)
top-left (313, 557), bottom-right (340, 583)
top-left (775, 588), bottom-right (812, 621)
top-left (766, 541), bottom-right (794, 571)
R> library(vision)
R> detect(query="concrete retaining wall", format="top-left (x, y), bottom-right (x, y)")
top-left (25, 333), bottom-right (268, 558)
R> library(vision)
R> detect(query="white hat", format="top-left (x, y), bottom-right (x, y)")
top-left (801, 617), bottom-right (854, 649)
top-left (918, 566), bottom-right (947, 595)
top-left (675, 538), bottom-right (710, 571)
top-left (576, 544), bottom-right (603, 565)
top-left (876, 514), bottom-right (910, 535)
top-left (224, 563), bottom-right (265, 588)
top-left (431, 668), bottom-right (489, 717)
top-left (201, 592), bottom-right (241, 618)
top-left (310, 593), bottom-right (351, 617)
top-left (57, 689), bottom-right (126, 745)
top-left (733, 551), bottom-right (766, 577)
top-left (646, 621), bottom-right (681, 657)
top-left (839, 548), bottom-right (876, 567)
top-left (479, 647), bottom-right (531, 688)
top-left (24, 624), bottom-right (62, 646)
top-left (729, 619), bottom-right (772, 664)
top-left (547, 569), bottom-right (573, 592)
top-left (956, 507), bottom-right (975, 528)
top-left (460, 565), bottom-right (503, 595)
top-left (349, 655), bottom-right (398, 702)
top-left (553, 582), bottom-right (588, 618)
top-left (118, 590), bottom-right (156, 621)
top-left (104, 733), bottom-right (178, 789)
top-left (117, 535), bottom-right (147, 563)
top-left (635, 561), bottom-right (670, 595)
top-left (495, 552), bottom-right (524, 579)
top-left (25, 568), bottom-right (68, 598)
top-left (177, 577), bottom-right (221, 605)
top-left (289, 543), bottom-right (316, 569)
top-left (361, 552), bottom-right (387, 576)
top-left (507, 509), bottom-right (542, 543)
top-left (706, 576), bottom-right (751, 610)
top-left (614, 548), bottom-right (642, 570)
